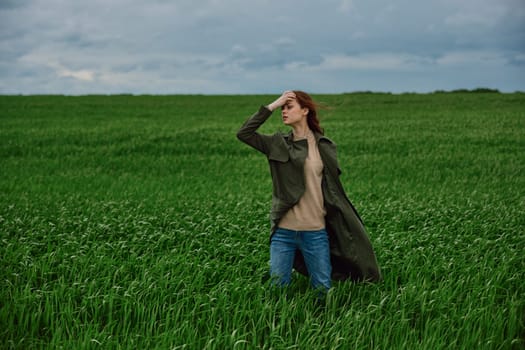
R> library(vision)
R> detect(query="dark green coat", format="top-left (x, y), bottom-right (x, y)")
top-left (237, 106), bottom-right (381, 282)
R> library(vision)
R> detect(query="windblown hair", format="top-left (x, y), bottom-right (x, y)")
top-left (293, 90), bottom-right (324, 135)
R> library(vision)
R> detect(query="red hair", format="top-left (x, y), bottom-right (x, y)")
top-left (293, 90), bottom-right (324, 135)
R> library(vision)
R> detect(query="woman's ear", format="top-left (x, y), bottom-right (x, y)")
top-left (302, 107), bottom-right (309, 117)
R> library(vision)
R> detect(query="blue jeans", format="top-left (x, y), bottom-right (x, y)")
top-left (270, 227), bottom-right (332, 292)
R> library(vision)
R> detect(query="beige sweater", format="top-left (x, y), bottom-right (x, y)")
top-left (278, 131), bottom-right (326, 231)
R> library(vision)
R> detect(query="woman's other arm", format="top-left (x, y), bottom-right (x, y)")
top-left (236, 91), bottom-right (295, 154)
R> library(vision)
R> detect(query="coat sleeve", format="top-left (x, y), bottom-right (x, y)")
top-left (236, 106), bottom-right (274, 155)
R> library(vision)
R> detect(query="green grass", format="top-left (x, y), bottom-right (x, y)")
top-left (1, 93), bottom-right (524, 349)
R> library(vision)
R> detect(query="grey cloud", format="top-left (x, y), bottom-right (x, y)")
top-left (0, 0), bottom-right (31, 10)
top-left (223, 39), bottom-right (324, 71)
top-left (506, 52), bottom-right (525, 66)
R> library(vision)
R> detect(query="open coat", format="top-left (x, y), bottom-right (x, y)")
top-left (237, 106), bottom-right (381, 282)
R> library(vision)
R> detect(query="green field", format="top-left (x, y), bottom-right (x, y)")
top-left (1, 93), bottom-right (524, 349)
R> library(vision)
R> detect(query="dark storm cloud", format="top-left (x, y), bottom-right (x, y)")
top-left (0, 0), bottom-right (31, 10)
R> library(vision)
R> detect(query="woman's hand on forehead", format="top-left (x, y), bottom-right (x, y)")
top-left (268, 90), bottom-right (296, 111)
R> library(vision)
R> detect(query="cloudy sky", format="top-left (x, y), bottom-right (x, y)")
top-left (1, 0), bottom-right (524, 94)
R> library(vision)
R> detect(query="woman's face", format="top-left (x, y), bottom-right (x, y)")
top-left (281, 99), bottom-right (308, 126)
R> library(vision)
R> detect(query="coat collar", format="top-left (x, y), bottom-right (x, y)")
top-left (283, 130), bottom-right (334, 145)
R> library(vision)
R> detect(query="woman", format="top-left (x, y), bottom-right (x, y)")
top-left (237, 91), bottom-right (381, 294)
